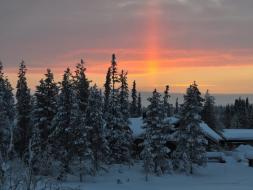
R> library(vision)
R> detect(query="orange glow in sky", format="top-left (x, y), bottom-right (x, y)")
top-left (2, 1), bottom-right (253, 94)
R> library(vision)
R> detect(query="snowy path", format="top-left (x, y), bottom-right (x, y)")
top-left (62, 158), bottom-right (253, 190)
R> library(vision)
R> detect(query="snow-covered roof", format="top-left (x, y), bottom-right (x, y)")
top-left (222, 129), bottom-right (253, 141)
top-left (199, 122), bottom-right (223, 143)
top-left (129, 117), bottom-right (179, 137)
top-left (129, 117), bottom-right (223, 143)
top-left (164, 116), bottom-right (180, 125)
top-left (207, 151), bottom-right (225, 158)
top-left (129, 117), bottom-right (144, 137)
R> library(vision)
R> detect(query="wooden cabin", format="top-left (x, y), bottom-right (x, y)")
top-left (220, 129), bottom-right (253, 150)
top-left (129, 117), bottom-right (223, 158)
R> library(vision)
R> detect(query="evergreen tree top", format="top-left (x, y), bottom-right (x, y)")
top-left (181, 82), bottom-right (203, 122)
top-left (164, 85), bottom-right (170, 97)
top-left (18, 60), bottom-right (27, 77)
top-left (133, 80), bottom-right (136, 88)
top-left (45, 69), bottom-right (54, 80)
top-left (0, 61), bottom-right (3, 78)
top-left (204, 90), bottom-right (215, 105)
top-left (104, 67), bottom-right (112, 88)
top-left (111, 54), bottom-right (116, 67)
top-left (111, 54), bottom-right (119, 86)
top-left (16, 60), bottom-right (30, 96)
top-left (62, 68), bottom-right (72, 82)
top-left (75, 59), bottom-right (88, 77)
top-left (131, 81), bottom-right (137, 97)
top-left (184, 82), bottom-right (203, 106)
top-left (147, 89), bottom-right (162, 110)
top-left (145, 89), bottom-right (164, 123)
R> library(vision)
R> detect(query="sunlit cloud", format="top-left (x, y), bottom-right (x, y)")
top-left (1, 0), bottom-right (253, 93)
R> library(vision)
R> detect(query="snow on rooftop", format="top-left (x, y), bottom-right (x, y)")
top-left (207, 151), bottom-right (225, 158)
top-left (129, 117), bottom-right (222, 143)
top-left (129, 117), bottom-right (179, 137)
top-left (222, 129), bottom-right (253, 141)
top-left (164, 116), bottom-right (180, 125)
top-left (129, 117), bottom-right (144, 137)
top-left (199, 122), bottom-right (222, 142)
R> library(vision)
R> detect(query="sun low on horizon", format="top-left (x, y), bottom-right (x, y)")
top-left (2, 0), bottom-right (253, 94)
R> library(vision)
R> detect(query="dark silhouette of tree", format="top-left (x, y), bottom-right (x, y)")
top-left (15, 60), bottom-right (32, 157)
top-left (130, 80), bottom-right (138, 117)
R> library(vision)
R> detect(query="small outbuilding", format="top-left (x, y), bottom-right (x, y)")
top-left (220, 129), bottom-right (253, 149)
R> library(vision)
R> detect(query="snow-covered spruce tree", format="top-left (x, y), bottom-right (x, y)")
top-left (173, 82), bottom-right (207, 174)
top-left (105, 54), bottom-right (133, 164)
top-left (175, 97), bottom-right (179, 115)
top-left (0, 62), bottom-right (15, 158)
top-left (50, 68), bottom-right (75, 180)
top-left (86, 85), bottom-right (109, 175)
top-left (15, 60), bottom-right (32, 158)
top-left (32, 69), bottom-right (59, 172)
top-left (130, 80), bottom-right (138, 117)
top-left (142, 89), bottom-right (171, 176)
top-left (231, 98), bottom-right (249, 129)
top-left (33, 69), bottom-right (59, 147)
top-left (111, 54), bottom-right (119, 96)
top-left (141, 134), bottom-right (154, 181)
top-left (73, 59), bottom-right (90, 113)
top-left (69, 97), bottom-right (92, 182)
top-left (137, 92), bottom-right (142, 117)
top-left (119, 70), bottom-right (130, 121)
top-left (51, 68), bottom-right (92, 181)
top-left (163, 85), bottom-right (171, 117)
top-left (202, 90), bottom-right (220, 132)
top-left (119, 70), bottom-right (133, 164)
top-left (72, 59), bottom-right (93, 181)
top-left (104, 67), bottom-right (112, 114)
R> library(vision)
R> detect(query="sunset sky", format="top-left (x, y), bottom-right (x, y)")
top-left (1, 0), bottom-right (253, 93)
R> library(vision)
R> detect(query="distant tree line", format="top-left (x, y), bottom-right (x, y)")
top-left (219, 97), bottom-right (253, 129)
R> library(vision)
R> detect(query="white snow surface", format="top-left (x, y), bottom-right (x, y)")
top-left (129, 117), bottom-right (144, 137)
top-left (61, 157), bottom-right (253, 190)
top-left (199, 122), bottom-right (222, 142)
top-left (222, 129), bottom-right (253, 141)
top-left (234, 145), bottom-right (253, 160)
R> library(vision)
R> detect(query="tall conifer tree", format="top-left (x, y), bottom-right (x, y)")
top-left (105, 55), bottom-right (133, 164)
top-left (163, 85), bottom-right (171, 117)
top-left (202, 90), bottom-right (220, 131)
top-left (50, 68), bottom-right (74, 179)
top-left (137, 93), bottom-right (142, 117)
top-left (31, 69), bottom-right (59, 172)
top-left (86, 85), bottom-right (109, 175)
top-left (130, 80), bottom-right (138, 117)
top-left (175, 97), bottom-right (179, 115)
top-left (74, 59), bottom-right (90, 113)
top-left (173, 82), bottom-right (207, 174)
top-left (15, 61), bottom-right (32, 157)
top-left (0, 62), bottom-right (15, 158)
top-left (104, 67), bottom-right (111, 113)
top-left (142, 89), bottom-right (171, 175)
top-left (33, 69), bottom-right (59, 150)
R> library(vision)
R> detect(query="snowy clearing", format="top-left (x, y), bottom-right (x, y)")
top-left (60, 156), bottom-right (253, 190)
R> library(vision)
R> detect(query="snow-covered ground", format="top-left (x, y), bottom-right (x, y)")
top-left (61, 154), bottom-right (253, 190)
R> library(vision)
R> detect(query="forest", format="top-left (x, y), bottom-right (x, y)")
top-left (0, 54), bottom-right (251, 189)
